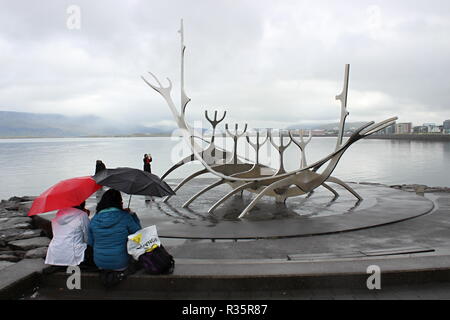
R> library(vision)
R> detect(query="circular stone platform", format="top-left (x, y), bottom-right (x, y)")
top-left (114, 179), bottom-right (434, 240)
top-left (39, 178), bottom-right (434, 240)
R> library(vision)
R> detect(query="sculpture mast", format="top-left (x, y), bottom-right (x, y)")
top-left (335, 64), bottom-right (350, 150)
top-left (179, 19), bottom-right (191, 119)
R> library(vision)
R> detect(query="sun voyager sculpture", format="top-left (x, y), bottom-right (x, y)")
top-left (142, 20), bottom-right (398, 219)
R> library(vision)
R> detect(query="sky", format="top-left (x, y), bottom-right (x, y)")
top-left (0, 0), bottom-right (449, 130)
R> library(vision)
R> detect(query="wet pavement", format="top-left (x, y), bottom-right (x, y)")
top-left (17, 179), bottom-right (450, 299)
top-left (41, 178), bottom-right (435, 241)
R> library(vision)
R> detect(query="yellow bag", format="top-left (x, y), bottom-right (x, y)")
top-left (127, 225), bottom-right (161, 260)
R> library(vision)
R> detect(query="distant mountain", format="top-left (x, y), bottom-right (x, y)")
top-left (0, 111), bottom-right (372, 137)
top-left (0, 111), bottom-right (175, 137)
top-left (286, 121), bottom-right (369, 131)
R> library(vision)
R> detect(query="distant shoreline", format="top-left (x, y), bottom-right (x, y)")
top-left (365, 134), bottom-right (450, 142)
top-left (0, 133), bottom-right (449, 141)
top-left (0, 133), bottom-right (175, 139)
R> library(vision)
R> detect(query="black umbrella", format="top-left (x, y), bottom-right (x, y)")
top-left (93, 167), bottom-right (175, 206)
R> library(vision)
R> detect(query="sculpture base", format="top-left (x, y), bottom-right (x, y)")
top-left (119, 179), bottom-right (434, 240)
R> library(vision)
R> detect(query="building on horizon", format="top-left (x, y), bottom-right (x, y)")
top-left (395, 122), bottom-right (412, 134)
top-left (443, 120), bottom-right (450, 134)
top-left (413, 125), bottom-right (428, 134)
top-left (311, 129), bottom-right (326, 136)
top-left (423, 123), bottom-right (441, 133)
top-left (375, 122), bottom-right (396, 135)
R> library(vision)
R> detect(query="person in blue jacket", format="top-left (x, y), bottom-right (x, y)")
top-left (89, 189), bottom-right (142, 272)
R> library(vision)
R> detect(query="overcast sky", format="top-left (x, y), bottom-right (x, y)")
top-left (0, 0), bottom-right (449, 129)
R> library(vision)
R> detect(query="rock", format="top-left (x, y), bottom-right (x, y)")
top-left (0, 198), bottom-right (32, 213)
top-left (8, 237), bottom-right (50, 251)
top-left (0, 199), bottom-right (19, 210)
top-left (8, 196), bottom-right (36, 203)
top-left (0, 261), bottom-right (15, 271)
top-left (360, 182), bottom-right (383, 186)
top-left (389, 184), bottom-right (450, 194)
top-left (0, 228), bottom-right (42, 243)
top-left (24, 247), bottom-right (48, 259)
top-left (0, 209), bottom-right (28, 219)
top-left (0, 250), bottom-right (18, 255)
top-left (0, 217), bottom-right (33, 231)
top-left (31, 215), bottom-right (53, 238)
top-left (18, 202), bottom-right (33, 213)
top-left (425, 186), bottom-right (450, 193)
top-left (14, 251), bottom-right (25, 259)
top-left (0, 253), bottom-right (21, 262)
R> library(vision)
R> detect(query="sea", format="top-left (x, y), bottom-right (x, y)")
top-left (0, 136), bottom-right (449, 201)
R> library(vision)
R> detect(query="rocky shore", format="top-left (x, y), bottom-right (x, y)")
top-left (0, 196), bottom-right (50, 271)
top-left (389, 184), bottom-right (450, 194)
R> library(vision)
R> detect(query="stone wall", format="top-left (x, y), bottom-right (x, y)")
top-left (0, 197), bottom-right (50, 271)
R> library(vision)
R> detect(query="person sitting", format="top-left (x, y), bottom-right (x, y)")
top-left (88, 189), bottom-right (142, 286)
top-left (45, 201), bottom-right (94, 268)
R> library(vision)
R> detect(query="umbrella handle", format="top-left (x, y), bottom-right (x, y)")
top-left (128, 194), bottom-right (132, 208)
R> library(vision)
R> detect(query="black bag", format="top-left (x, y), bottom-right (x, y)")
top-left (99, 270), bottom-right (125, 289)
top-left (138, 245), bottom-right (175, 275)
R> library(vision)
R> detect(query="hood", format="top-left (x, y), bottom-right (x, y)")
top-left (92, 207), bottom-right (126, 228)
top-left (53, 208), bottom-right (86, 225)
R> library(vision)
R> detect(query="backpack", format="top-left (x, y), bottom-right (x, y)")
top-left (138, 245), bottom-right (175, 275)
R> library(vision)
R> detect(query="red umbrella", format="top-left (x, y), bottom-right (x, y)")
top-left (28, 176), bottom-right (102, 216)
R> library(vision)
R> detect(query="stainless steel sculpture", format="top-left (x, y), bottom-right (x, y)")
top-left (142, 20), bottom-right (398, 219)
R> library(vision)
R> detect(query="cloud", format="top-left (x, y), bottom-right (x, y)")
top-left (0, 0), bottom-right (449, 130)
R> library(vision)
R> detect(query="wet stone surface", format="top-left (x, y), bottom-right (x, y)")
top-left (0, 196), bottom-right (48, 267)
top-left (3, 182), bottom-right (450, 300)
top-left (38, 179), bottom-right (435, 240)
top-left (9, 237), bottom-right (51, 251)
top-left (1, 180), bottom-right (447, 263)
top-left (138, 180), bottom-right (434, 239)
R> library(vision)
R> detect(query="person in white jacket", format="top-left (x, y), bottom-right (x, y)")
top-left (45, 201), bottom-right (92, 266)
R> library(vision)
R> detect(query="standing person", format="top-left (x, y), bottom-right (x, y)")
top-left (45, 201), bottom-right (94, 267)
top-left (143, 154), bottom-right (154, 201)
top-left (95, 160), bottom-right (106, 175)
top-left (88, 189), bottom-right (142, 287)
top-left (95, 160), bottom-right (107, 197)
top-left (143, 154), bottom-right (152, 173)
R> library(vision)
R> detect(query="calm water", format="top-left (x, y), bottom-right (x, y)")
top-left (0, 136), bottom-right (449, 200)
